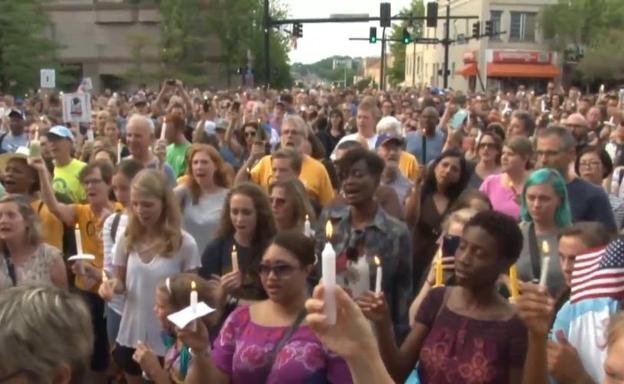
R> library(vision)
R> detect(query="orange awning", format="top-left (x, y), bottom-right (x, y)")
top-left (456, 63), bottom-right (478, 77)
top-left (487, 63), bottom-right (560, 78)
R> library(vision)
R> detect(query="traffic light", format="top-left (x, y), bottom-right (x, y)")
top-left (426, 2), bottom-right (438, 28)
top-left (369, 27), bottom-right (378, 43)
top-left (380, 3), bottom-right (391, 27)
top-left (484, 20), bottom-right (493, 36)
top-left (472, 21), bottom-right (480, 39)
top-left (402, 28), bottom-right (412, 44)
top-left (293, 23), bottom-right (303, 38)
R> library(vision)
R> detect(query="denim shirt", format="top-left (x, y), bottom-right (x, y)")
top-left (315, 203), bottom-right (413, 341)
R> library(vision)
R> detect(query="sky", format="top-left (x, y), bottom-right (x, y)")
top-left (284, 0), bottom-right (414, 64)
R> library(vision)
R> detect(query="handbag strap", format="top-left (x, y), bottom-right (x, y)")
top-left (527, 223), bottom-right (542, 281)
top-left (261, 309), bottom-right (307, 381)
top-left (3, 249), bottom-right (17, 286)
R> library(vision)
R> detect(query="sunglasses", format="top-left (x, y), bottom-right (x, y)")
top-left (478, 142), bottom-right (498, 150)
top-left (259, 263), bottom-right (298, 278)
top-left (244, 131), bottom-right (256, 137)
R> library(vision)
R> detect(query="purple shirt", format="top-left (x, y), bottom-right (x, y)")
top-left (212, 306), bottom-right (353, 384)
top-left (479, 174), bottom-right (521, 220)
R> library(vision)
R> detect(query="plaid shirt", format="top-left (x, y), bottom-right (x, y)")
top-left (316, 203), bottom-right (413, 341)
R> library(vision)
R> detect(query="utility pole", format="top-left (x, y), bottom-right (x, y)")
top-left (264, 0), bottom-right (271, 88)
top-left (380, 27), bottom-right (386, 91)
top-left (443, 2), bottom-right (450, 89)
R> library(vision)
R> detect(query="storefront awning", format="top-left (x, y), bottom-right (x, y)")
top-left (487, 63), bottom-right (560, 78)
top-left (456, 63), bottom-right (478, 77)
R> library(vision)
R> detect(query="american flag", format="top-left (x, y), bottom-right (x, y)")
top-left (570, 238), bottom-right (624, 304)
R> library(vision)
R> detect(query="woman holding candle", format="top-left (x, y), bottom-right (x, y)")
top-left (269, 179), bottom-right (316, 233)
top-left (360, 210), bottom-right (527, 384)
top-left (405, 149), bottom-right (470, 290)
top-left (0, 195), bottom-right (67, 290)
top-left (480, 136), bottom-right (533, 220)
top-left (31, 157), bottom-right (122, 383)
top-left (185, 231), bottom-right (353, 383)
top-left (175, 144), bottom-right (230, 253)
top-left (98, 169), bottom-right (200, 384)
top-left (199, 183), bottom-right (276, 302)
top-left (516, 168), bottom-right (571, 298)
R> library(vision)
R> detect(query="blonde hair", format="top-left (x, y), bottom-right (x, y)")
top-left (0, 286), bottom-right (93, 382)
top-left (0, 195), bottom-right (43, 248)
top-left (126, 169), bottom-right (182, 256)
top-left (184, 144), bottom-right (232, 204)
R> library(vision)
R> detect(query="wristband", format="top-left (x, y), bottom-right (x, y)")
top-left (189, 347), bottom-right (211, 358)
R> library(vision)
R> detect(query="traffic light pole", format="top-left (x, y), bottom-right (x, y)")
top-left (264, 0), bottom-right (271, 88)
top-left (380, 27), bottom-right (386, 91)
top-left (443, 3), bottom-right (450, 89)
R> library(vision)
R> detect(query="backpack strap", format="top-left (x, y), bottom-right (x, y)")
top-left (110, 212), bottom-right (122, 243)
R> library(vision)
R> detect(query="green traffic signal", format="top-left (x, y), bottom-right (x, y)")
top-left (369, 27), bottom-right (377, 44)
top-left (402, 28), bottom-right (412, 44)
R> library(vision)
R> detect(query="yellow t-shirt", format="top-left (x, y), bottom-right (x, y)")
top-left (53, 159), bottom-right (86, 203)
top-left (31, 199), bottom-right (64, 252)
top-left (74, 202), bottom-right (123, 293)
top-left (250, 154), bottom-right (335, 206)
top-left (399, 151), bottom-right (421, 181)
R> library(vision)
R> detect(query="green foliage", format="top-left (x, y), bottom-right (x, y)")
top-left (124, 32), bottom-right (157, 85)
top-left (387, 0), bottom-right (425, 87)
top-left (0, 0), bottom-right (61, 94)
top-left (540, 0), bottom-right (624, 82)
top-left (291, 56), bottom-right (360, 86)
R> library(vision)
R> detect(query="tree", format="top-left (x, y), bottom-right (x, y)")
top-left (124, 32), bottom-right (156, 85)
top-left (387, 0), bottom-right (425, 87)
top-left (540, 0), bottom-right (624, 83)
top-left (0, 0), bottom-right (60, 94)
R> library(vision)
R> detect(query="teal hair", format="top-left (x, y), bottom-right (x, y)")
top-left (520, 168), bottom-right (572, 227)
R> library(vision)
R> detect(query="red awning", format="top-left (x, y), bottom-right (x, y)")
top-left (487, 63), bottom-right (560, 78)
top-left (456, 63), bottom-right (478, 77)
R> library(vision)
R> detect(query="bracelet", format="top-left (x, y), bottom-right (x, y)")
top-left (189, 347), bottom-right (211, 358)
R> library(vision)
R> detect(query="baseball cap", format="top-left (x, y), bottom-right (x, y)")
top-left (215, 118), bottom-right (228, 131)
top-left (46, 125), bottom-right (74, 140)
top-left (8, 108), bottom-right (24, 120)
top-left (376, 133), bottom-right (404, 148)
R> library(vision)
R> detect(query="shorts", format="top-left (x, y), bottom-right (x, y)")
top-left (79, 290), bottom-right (110, 372)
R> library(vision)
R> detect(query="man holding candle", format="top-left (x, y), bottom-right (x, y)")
top-left (316, 148), bottom-right (413, 341)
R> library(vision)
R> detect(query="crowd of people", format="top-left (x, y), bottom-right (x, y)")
top-left (0, 80), bottom-right (624, 384)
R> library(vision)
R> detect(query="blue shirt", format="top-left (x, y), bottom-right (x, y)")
top-left (1, 132), bottom-right (28, 153)
top-left (567, 178), bottom-right (617, 231)
top-left (405, 128), bottom-right (445, 164)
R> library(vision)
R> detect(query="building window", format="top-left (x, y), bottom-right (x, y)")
top-left (490, 10), bottom-right (502, 41)
top-left (509, 12), bottom-right (536, 42)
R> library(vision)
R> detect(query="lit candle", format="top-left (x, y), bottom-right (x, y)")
top-left (374, 256), bottom-right (382, 295)
top-left (509, 265), bottom-right (519, 301)
top-left (231, 244), bottom-right (239, 272)
top-left (117, 139), bottom-right (122, 164)
top-left (434, 248), bottom-right (444, 287)
top-left (539, 241), bottom-right (550, 287)
top-left (29, 128), bottom-right (41, 158)
top-left (74, 224), bottom-right (83, 255)
top-left (541, 98), bottom-right (547, 112)
top-left (321, 221), bottom-right (337, 325)
top-left (190, 280), bottom-right (198, 331)
top-left (304, 214), bottom-right (312, 237)
top-left (160, 118), bottom-right (167, 141)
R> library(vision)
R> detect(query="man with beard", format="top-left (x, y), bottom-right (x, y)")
top-left (564, 113), bottom-right (591, 150)
top-left (405, 106), bottom-right (445, 164)
top-left (0, 109), bottom-right (28, 153)
top-left (315, 148), bottom-right (413, 342)
top-left (377, 134), bottom-right (413, 205)
top-left (237, 114), bottom-right (334, 206)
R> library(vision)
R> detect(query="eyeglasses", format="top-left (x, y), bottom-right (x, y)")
top-left (244, 131), bottom-right (256, 137)
top-left (258, 263), bottom-right (298, 279)
top-left (579, 161), bottom-right (602, 168)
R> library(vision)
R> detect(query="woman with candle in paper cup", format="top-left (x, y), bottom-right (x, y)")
top-left (0, 195), bottom-right (67, 291)
top-left (98, 169), bottom-right (200, 384)
top-left (132, 273), bottom-right (222, 384)
top-left (516, 168), bottom-right (571, 297)
top-left (175, 144), bottom-right (230, 253)
top-left (185, 231), bottom-right (353, 383)
top-left (357, 211), bottom-right (528, 384)
top-left (199, 183), bottom-right (276, 303)
top-left (31, 157), bottom-right (122, 382)
top-left (269, 178), bottom-right (316, 233)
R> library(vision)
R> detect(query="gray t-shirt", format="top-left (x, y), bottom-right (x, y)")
top-left (114, 231), bottom-right (200, 355)
top-left (175, 185), bottom-right (228, 254)
top-left (382, 171), bottom-right (413, 205)
top-left (516, 221), bottom-right (566, 297)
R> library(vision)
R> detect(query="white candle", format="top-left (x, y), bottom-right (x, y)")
top-left (117, 140), bottom-right (122, 164)
top-left (374, 256), bottom-right (382, 295)
top-left (74, 224), bottom-right (83, 255)
top-left (190, 280), bottom-right (198, 331)
top-left (539, 241), bottom-right (550, 287)
top-left (231, 244), bottom-right (239, 272)
top-left (304, 214), bottom-right (312, 237)
top-left (86, 129), bottom-right (94, 142)
top-left (160, 118), bottom-right (167, 141)
top-left (541, 99), bottom-right (547, 112)
top-left (322, 221), bottom-right (337, 325)
top-left (350, 255), bottom-right (370, 298)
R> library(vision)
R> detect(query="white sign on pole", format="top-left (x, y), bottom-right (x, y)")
top-left (62, 93), bottom-right (92, 123)
top-left (40, 69), bottom-right (56, 89)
